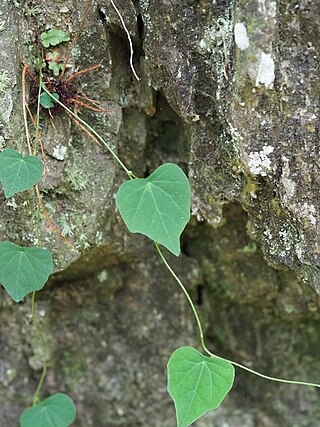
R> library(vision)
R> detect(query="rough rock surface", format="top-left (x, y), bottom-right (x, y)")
top-left (0, 0), bottom-right (319, 426)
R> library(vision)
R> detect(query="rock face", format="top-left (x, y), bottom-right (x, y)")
top-left (0, 0), bottom-right (319, 426)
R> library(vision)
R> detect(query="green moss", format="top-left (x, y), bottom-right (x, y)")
top-left (24, 315), bottom-right (53, 371)
top-left (60, 347), bottom-right (87, 389)
top-left (65, 163), bottom-right (89, 191)
top-left (241, 174), bottom-right (261, 206)
top-left (59, 214), bottom-right (76, 237)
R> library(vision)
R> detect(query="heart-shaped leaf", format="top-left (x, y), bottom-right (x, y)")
top-left (0, 242), bottom-right (53, 302)
top-left (0, 149), bottom-right (44, 198)
top-left (116, 163), bottom-right (191, 256)
top-left (20, 393), bottom-right (76, 427)
top-left (168, 347), bottom-right (235, 427)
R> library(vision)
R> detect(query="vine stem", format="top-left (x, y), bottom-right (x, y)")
top-left (41, 85), bottom-right (136, 180)
top-left (109, 0), bottom-right (140, 81)
top-left (22, 64), bottom-right (33, 154)
top-left (32, 362), bottom-right (47, 406)
top-left (22, 66), bottom-right (49, 408)
top-left (202, 344), bottom-right (320, 388)
top-left (33, 70), bottom-right (42, 156)
top-left (29, 73), bottom-right (44, 323)
top-left (30, 197), bottom-right (42, 322)
top-left (59, 0), bottom-right (91, 79)
top-left (155, 243), bottom-right (320, 389)
top-left (155, 243), bottom-right (207, 352)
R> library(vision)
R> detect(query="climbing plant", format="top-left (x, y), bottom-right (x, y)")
top-left (0, 1), bottom-right (319, 426)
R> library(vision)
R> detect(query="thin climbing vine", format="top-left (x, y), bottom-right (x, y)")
top-left (0, 1), bottom-right (319, 427)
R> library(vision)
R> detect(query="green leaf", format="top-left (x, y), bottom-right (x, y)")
top-left (48, 62), bottom-right (63, 76)
top-left (40, 29), bottom-right (70, 48)
top-left (116, 163), bottom-right (191, 256)
top-left (168, 347), bottom-right (235, 427)
top-left (0, 149), bottom-right (44, 198)
top-left (48, 61), bottom-right (63, 76)
top-left (39, 92), bottom-right (59, 108)
top-left (0, 242), bottom-right (53, 302)
top-left (20, 393), bottom-right (76, 427)
top-left (46, 51), bottom-right (64, 76)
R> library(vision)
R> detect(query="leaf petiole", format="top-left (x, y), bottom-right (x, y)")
top-left (32, 362), bottom-right (47, 406)
top-left (155, 242), bottom-right (207, 350)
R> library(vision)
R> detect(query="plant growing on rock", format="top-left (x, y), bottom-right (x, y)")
top-left (0, 1), bottom-right (319, 426)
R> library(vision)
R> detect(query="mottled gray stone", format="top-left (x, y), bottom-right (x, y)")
top-left (0, 0), bottom-right (319, 426)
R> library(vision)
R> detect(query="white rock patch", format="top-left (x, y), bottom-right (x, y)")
top-left (301, 203), bottom-right (317, 226)
top-left (281, 156), bottom-right (296, 201)
top-left (234, 23), bottom-right (249, 50)
top-left (256, 52), bottom-right (275, 88)
top-left (248, 145), bottom-right (274, 176)
top-left (52, 145), bottom-right (67, 161)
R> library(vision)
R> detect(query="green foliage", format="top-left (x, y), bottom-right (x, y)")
top-left (65, 162), bottom-right (88, 191)
top-left (0, 148), bottom-right (44, 198)
top-left (0, 242), bottom-right (53, 302)
top-left (10, 12), bottom-right (318, 426)
top-left (1, 11), bottom-right (238, 427)
top-left (20, 393), bottom-right (76, 427)
top-left (40, 29), bottom-right (70, 48)
top-left (168, 347), bottom-right (235, 427)
top-left (46, 51), bottom-right (64, 76)
top-left (39, 92), bottom-right (59, 108)
top-left (116, 163), bottom-right (191, 256)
